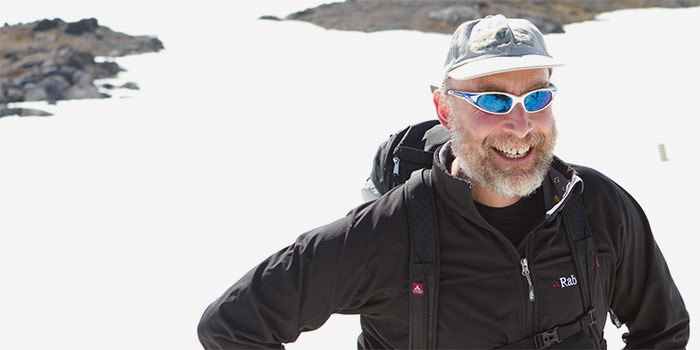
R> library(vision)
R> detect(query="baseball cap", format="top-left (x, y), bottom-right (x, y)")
top-left (444, 14), bottom-right (563, 80)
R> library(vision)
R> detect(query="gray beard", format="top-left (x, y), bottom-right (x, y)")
top-left (451, 123), bottom-right (557, 198)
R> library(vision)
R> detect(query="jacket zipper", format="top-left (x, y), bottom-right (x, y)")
top-left (520, 258), bottom-right (535, 302)
top-left (520, 256), bottom-right (536, 339)
top-left (476, 176), bottom-right (578, 340)
top-left (476, 205), bottom-right (550, 338)
top-left (476, 216), bottom-right (538, 337)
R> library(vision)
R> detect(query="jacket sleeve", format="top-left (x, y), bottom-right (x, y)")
top-left (605, 186), bottom-right (690, 349)
top-left (197, 197), bottom-right (407, 349)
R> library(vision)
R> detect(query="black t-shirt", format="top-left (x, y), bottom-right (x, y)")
top-left (474, 188), bottom-right (545, 248)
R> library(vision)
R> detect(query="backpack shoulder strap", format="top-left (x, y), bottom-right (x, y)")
top-left (404, 169), bottom-right (440, 350)
top-left (500, 192), bottom-right (606, 350)
top-left (561, 193), bottom-right (605, 348)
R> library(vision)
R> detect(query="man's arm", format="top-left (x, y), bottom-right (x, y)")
top-left (197, 197), bottom-right (409, 349)
top-left (197, 216), bottom-right (359, 348)
top-left (606, 187), bottom-right (689, 349)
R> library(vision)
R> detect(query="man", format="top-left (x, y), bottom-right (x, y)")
top-left (198, 15), bottom-right (689, 349)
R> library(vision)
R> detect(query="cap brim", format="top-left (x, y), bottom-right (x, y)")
top-left (447, 55), bottom-right (564, 80)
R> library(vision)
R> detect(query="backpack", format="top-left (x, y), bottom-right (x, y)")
top-left (361, 120), bottom-right (614, 349)
top-left (361, 120), bottom-right (450, 202)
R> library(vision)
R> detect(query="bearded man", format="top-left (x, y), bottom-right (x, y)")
top-left (198, 15), bottom-right (689, 349)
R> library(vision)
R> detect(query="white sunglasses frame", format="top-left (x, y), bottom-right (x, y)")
top-left (447, 85), bottom-right (557, 115)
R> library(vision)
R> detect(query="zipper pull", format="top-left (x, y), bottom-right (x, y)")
top-left (521, 258), bottom-right (535, 302)
top-left (392, 156), bottom-right (400, 176)
top-left (609, 308), bottom-right (622, 328)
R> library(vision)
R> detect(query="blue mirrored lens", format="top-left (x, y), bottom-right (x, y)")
top-left (476, 94), bottom-right (512, 113)
top-left (523, 90), bottom-right (553, 112)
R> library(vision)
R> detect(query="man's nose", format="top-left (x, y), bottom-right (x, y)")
top-left (503, 103), bottom-right (533, 138)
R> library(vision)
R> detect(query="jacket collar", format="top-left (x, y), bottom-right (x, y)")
top-left (432, 142), bottom-right (583, 221)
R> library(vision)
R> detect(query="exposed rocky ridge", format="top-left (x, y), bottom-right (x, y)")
top-left (280, 0), bottom-right (700, 34)
top-left (0, 18), bottom-right (163, 118)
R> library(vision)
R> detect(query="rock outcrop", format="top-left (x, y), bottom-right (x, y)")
top-left (280, 0), bottom-right (700, 35)
top-left (0, 17), bottom-right (164, 118)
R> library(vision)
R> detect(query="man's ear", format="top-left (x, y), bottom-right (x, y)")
top-left (433, 90), bottom-right (452, 131)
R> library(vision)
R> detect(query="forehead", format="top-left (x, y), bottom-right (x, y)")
top-left (451, 68), bottom-right (550, 94)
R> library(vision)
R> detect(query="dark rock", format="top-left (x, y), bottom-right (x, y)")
top-left (56, 46), bottom-right (94, 68)
top-left (92, 61), bottom-right (122, 79)
top-left (4, 86), bottom-right (25, 102)
top-left (101, 83), bottom-right (115, 90)
top-left (0, 107), bottom-right (53, 118)
top-left (19, 108), bottom-right (53, 117)
top-left (4, 52), bottom-right (18, 61)
top-left (40, 67), bottom-right (59, 77)
top-left (120, 82), bottom-right (139, 90)
top-left (33, 32), bottom-right (57, 41)
top-left (64, 18), bottom-right (99, 36)
top-left (148, 37), bottom-right (165, 51)
top-left (39, 74), bottom-right (70, 102)
top-left (24, 83), bottom-right (48, 101)
top-left (19, 59), bottom-right (43, 70)
top-left (0, 107), bottom-right (19, 118)
top-left (1, 17), bottom-right (163, 113)
top-left (69, 69), bottom-right (92, 86)
top-left (286, 0), bottom-right (700, 34)
top-left (33, 18), bottom-right (62, 32)
top-left (57, 66), bottom-right (78, 82)
top-left (260, 15), bottom-right (282, 21)
top-left (533, 19), bottom-right (564, 34)
top-left (0, 107), bottom-right (16, 118)
top-left (62, 83), bottom-right (106, 100)
top-left (19, 78), bottom-right (40, 88)
top-left (428, 6), bottom-right (484, 24)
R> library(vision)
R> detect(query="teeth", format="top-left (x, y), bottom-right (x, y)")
top-left (495, 146), bottom-right (531, 159)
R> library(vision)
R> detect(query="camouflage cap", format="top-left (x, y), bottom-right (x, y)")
top-left (445, 14), bottom-right (563, 80)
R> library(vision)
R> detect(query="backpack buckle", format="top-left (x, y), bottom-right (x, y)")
top-left (534, 327), bottom-right (561, 349)
top-left (586, 309), bottom-right (597, 328)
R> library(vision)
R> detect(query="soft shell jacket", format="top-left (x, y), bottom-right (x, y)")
top-left (198, 145), bottom-right (689, 349)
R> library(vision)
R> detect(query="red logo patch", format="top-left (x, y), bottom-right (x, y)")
top-left (412, 283), bottom-right (424, 295)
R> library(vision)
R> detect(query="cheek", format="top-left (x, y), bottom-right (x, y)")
top-left (464, 110), bottom-right (503, 136)
top-left (531, 110), bottom-right (555, 132)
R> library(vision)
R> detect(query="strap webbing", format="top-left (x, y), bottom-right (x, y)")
top-left (405, 169), bottom-right (440, 350)
top-left (561, 194), bottom-right (604, 348)
top-left (498, 309), bottom-right (598, 349)
top-left (500, 193), bottom-right (604, 349)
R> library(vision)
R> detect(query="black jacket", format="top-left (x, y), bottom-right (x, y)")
top-left (198, 145), bottom-right (689, 349)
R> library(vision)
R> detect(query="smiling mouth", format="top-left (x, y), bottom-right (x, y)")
top-left (492, 146), bottom-right (532, 159)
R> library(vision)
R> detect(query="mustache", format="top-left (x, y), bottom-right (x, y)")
top-left (484, 132), bottom-right (545, 149)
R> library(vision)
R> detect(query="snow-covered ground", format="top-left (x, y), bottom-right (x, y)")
top-left (1, 2), bottom-right (698, 349)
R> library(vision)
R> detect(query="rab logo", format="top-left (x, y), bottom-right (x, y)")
top-left (551, 274), bottom-right (578, 289)
top-left (412, 283), bottom-right (424, 295)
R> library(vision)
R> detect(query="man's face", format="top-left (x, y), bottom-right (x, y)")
top-left (446, 68), bottom-right (557, 199)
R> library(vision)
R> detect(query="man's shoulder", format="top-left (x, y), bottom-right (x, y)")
top-left (555, 160), bottom-right (638, 213)
top-left (564, 162), bottom-right (625, 197)
top-left (351, 183), bottom-right (408, 217)
top-left (346, 184), bottom-right (410, 239)
top-left (564, 162), bottom-right (643, 222)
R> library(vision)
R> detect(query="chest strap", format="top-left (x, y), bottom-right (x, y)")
top-left (498, 308), bottom-right (598, 349)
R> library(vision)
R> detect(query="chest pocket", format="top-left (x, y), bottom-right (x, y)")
top-left (530, 231), bottom-right (587, 332)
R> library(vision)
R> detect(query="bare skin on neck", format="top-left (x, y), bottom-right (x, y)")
top-left (451, 158), bottom-right (520, 208)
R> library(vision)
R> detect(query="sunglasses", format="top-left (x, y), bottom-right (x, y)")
top-left (447, 85), bottom-right (557, 115)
